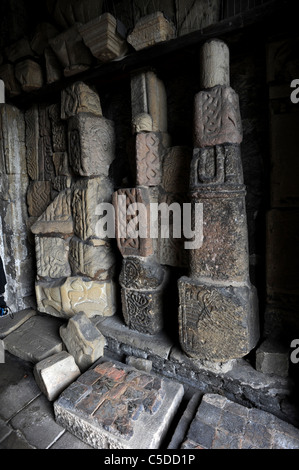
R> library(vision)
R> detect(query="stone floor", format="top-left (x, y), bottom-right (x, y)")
top-left (1, 309), bottom-right (299, 450)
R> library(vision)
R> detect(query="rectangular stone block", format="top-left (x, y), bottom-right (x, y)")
top-left (72, 176), bottom-right (114, 240)
top-left (27, 181), bottom-right (52, 217)
top-left (119, 257), bottom-right (165, 290)
top-left (78, 13), bottom-right (128, 62)
top-left (44, 46), bottom-right (62, 84)
top-left (121, 285), bottom-right (164, 335)
top-left (61, 81), bottom-right (102, 120)
top-left (31, 189), bottom-right (73, 235)
top-left (131, 70), bottom-right (167, 132)
top-left (38, 135), bottom-right (55, 181)
top-left (113, 187), bottom-right (156, 257)
top-left (25, 105), bottom-right (39, 180)
top-left (136, 132), bottom-right (164, 186)
top-left (0, 104), bottom-right (26, 175)
top-left (194, 86), bottom-right (243, 148)
top-left (178, 276), bottom-right (259, 362)
top-left (34, 351), bottom-right (81, 401)
top-left (127, 11), bottom-right (176, 51)
top-left (35, 236), bottom-right (71, 280)
top-left (35, 277), bottom-right (117, 319)
top-left (68, 113), bottom-right (115, 177)
top-left (15, 59), bottom-right (43, 92)
top-left (69, 237), bottom-right (115, 281)
top-left (54, 359), bottom-right (184, 449)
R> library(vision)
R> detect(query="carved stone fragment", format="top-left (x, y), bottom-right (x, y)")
top-left (131, 70), bottom-right (167, 132)
top-left (136, 131), bottom-right (164, 186)
top-left (35, 277), bottom-right (117, 319)
top-left (69, 237), bottom-right (115, 280)
top-left (15, 60), bottom-right (43, 92)
top-left (178, 277), bottom-right (259, 362)
top-left (72, 176), bottom-right (114, 240)
top-left (61, 81), bottom-right (102, 119)
top-left (48, 104), bottom-right (67, 152)
top-left (44, 46), bottom-right (62, 84)
top-left (78, 13), bottom-right (128, 62)
top-left (35, 236), bottom-right (71, 279)
top-left (162, 146), bottom-right (192, 194)
top-left (200, 39), bottom-right (230, 89)
top-left (25, 106), bottom-right (39, 180)
top-left (194, 85), bottom-right (243, 148)
top-left (119, 257), bottom-right (165, 290)
top-left (27, 181), bottom-right (52, 217)
top-left (31, 189), bottom-right (73, 235)
top-left (53, 152), bottom-right (70, 177)
top-left (0, 104), bottom-right (26, 175)
top-left (127, 12), bottom-right (176, 51)
top-left (68, 113), bottom-right (115, 177)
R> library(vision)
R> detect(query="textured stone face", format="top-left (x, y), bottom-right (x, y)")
top-left (194, 86), bottom-right (243, 148)
top-left (54, 360), bottom-right (184, 449)
top-left (119, 257), bottom-right (164, 290)
top-left (48, 104), bottom-right (67, 152)
top-left (68, 113), bottom-right (115, 177)
top-left (61, 81), bottom-right (103, 120)
top-left (127, 12), bottom-right (176, 51)
top-left (178, 277), bottom-right (259, 361)
top-left (31, 189), bottom-right (73, 235)
top-left (69, 237), bottom-right (115, 281)
top-left (15, 60), bottom-right (43, 92)
top-left (35, 277), bottom-right (117, 319)
top-left (162, 146), bottom-right (192, 194)
top-left (27, 181), bottom-right (52, 217)
top-left (35, 236), bottom-right (71, 280)
top-left (25, 106), bottom-right (39, 180)
top-left (136, 132), bottom-right (164, 186)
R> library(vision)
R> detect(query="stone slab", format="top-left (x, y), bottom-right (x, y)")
top-left (49, 431), bottom-right (93, 449)
top-left (255, 338), bottom-right (289, 378)
top-left (127, 12), bottom-right (176, 51)
top-left (34, 351), bottom-right (81, 401)
top-left (0, 308), bottom-right (36, 339)
top-left (54, 360), bottom-right (184, 449)
top-left (181, 394), bottom-right (299, 449)
top-left (3, 315), bottom-right (64, 363)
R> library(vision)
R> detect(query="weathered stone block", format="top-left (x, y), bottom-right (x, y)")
top-left (34, 351), bottom-right (81, 401)
top-left (52, 175), bottom-right (72, 193)
top-left (0, 104), bottom-right (26, 175)
top-left (25, 106), bottom-right (39, 180)
top-left (5, 38), bottom-right (34, 63)
top-left (178, 276), bottom-right (259, 362)
top-left (27, 181), bottom-right (52, 217)
top-left (31, 189), bottom-right (73, 235)
top-left (15, 60), bottom-right (43, 92)
top-left (48, 104), bottom-right (67, 152)
top-left (125, 356), bottom-right (153, 373)
top-left (162, 146), bottom-right (192, 193)
top-left (200, 38), bottom-right (230, 89)
top-left (35, 277), bottom-right (117, 319)
top-left (255, 338), bottom-right (289, 378)
top-left (72, 176), bottom-right (114, 240)
top-left (131, 70), bottom-right (168, 133)
top-left (35, 236), bottom-right (71, 280)
top-left (69, 237), bottom-right (115, 280)
top-left (53, 152), bottom-right (70, 176)
top-left (127, 12), bottom-right (176, 51)
top-left (113, 187), bottom-right (157, 257)
top-left (0, 63), bottom-right (21, 97)
top-left (61, 81), bottom-right (102, 120)
top-left (78, 13), bottom-right (128, 62)
top-left (119, 256), bottom-right (165, 290)
top-left (136, 132), bottom-right (165, 186)
top-left (68, 113), bottom-right (115, 177)
top-left (194, 86), bottom-right (243, 148)
top-left (54, 359), bottom-right (184, 449)
top-left (60, 312), bottom-right (106, 371)
top-left (44, 46), bottom-right (62, 84)
top-left (121, 285), bottom-right (164, 335)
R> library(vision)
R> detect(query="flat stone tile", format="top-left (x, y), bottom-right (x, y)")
top-left (4, 315), bottom-right (64, 363)
top-left (0, 418), bottom-right (12, 442)
top-left (10, 394), bottom-right (65, 449)
top-left (0, 429), bottom-right (34, 449)
top-left (0, 309), bottom-right (36, 339)
top-left (181, 394), bottom-right (299, 449)
top-left (54, 359), bottom-right (184, 449)
top-left (49, 431), bottom-right (94, 449)
top-left (0, 353), bottom-right (41, 421)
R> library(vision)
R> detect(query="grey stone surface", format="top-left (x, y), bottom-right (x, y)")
top-left (181, 394), bottom-right (299, 449)
top-left (0, 308), bottom-right (36, 339)
top-left (34, 351), bottom-right (81, 401)
top-left (0, 418), bottom-right (12, 442)
top-left (10, 394), bottom-right (65, 449)
top-left (167, 392), bottom-right (202, 449)
top-left (3, 315), bottom-right (64, 363)
top-left (0, 429), bottom-right (34, 449)
top-left (126, 356), bottom-right (152, 373)
top-left (256, 338), bottom-right (289, 378)
top-left (49, 431), bottom-right (94, 449)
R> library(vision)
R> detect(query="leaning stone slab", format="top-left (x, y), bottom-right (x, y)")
top-left (3, 315), bottom-right (64, 363)
top-left (34, 351), bottom-right (81, 401)
top-left (0, 308), bottom-right (36, 340)
top-left (59, 312), bottom-right (106, 371)
top-left (127, 12), bottom-right (176, 51)
top-left (180, 394), bottom-right (299, 449)
top-left (54, 359), bottom-right (184, 448)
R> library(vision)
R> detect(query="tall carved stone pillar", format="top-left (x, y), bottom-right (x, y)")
top-left (113, 69), bottom-right (169, 335)
top-left (178, 39), bottom-right (260, 362)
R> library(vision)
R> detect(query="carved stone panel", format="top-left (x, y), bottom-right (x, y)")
top-left (136, 132), bottom-right (164, 186)
top-left (35, 236), bottom-right (71, 279)
top-left (48, 104), bottom-right (67, 152)
top-left (119, 257), bottom-right (164, 290)
top-left (178, 276), bottom-right (259, 362)
top-left (36, 277), bottom-right (117, 319)
top-left (27, 181), bottom-right (52, 217)
top-left (127, 12), bottom-right (176, 51)
top-left (121, 286), bottom-right (164, 335)
top-left (25, 106), bottom-right (39, 180)
top-left (194, 86), bottom-right (243, 148)
top-left (61, 81), bottom-right (102, 120)
top-left (31, 189), bottom-right (73, 235)
top-left (72, 176), bottom-right (114, 240)
top-left (68, 113), bottom-right (115, 177)
top-left (69, 237), bottom-right (115, 280)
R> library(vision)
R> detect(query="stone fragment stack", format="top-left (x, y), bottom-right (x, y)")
top-left (32, 82), bottom-right (117, 319)
top-left (178, 39), bottom-right (260, 362)
top-left (113, 69), bottom-right (170, 335)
